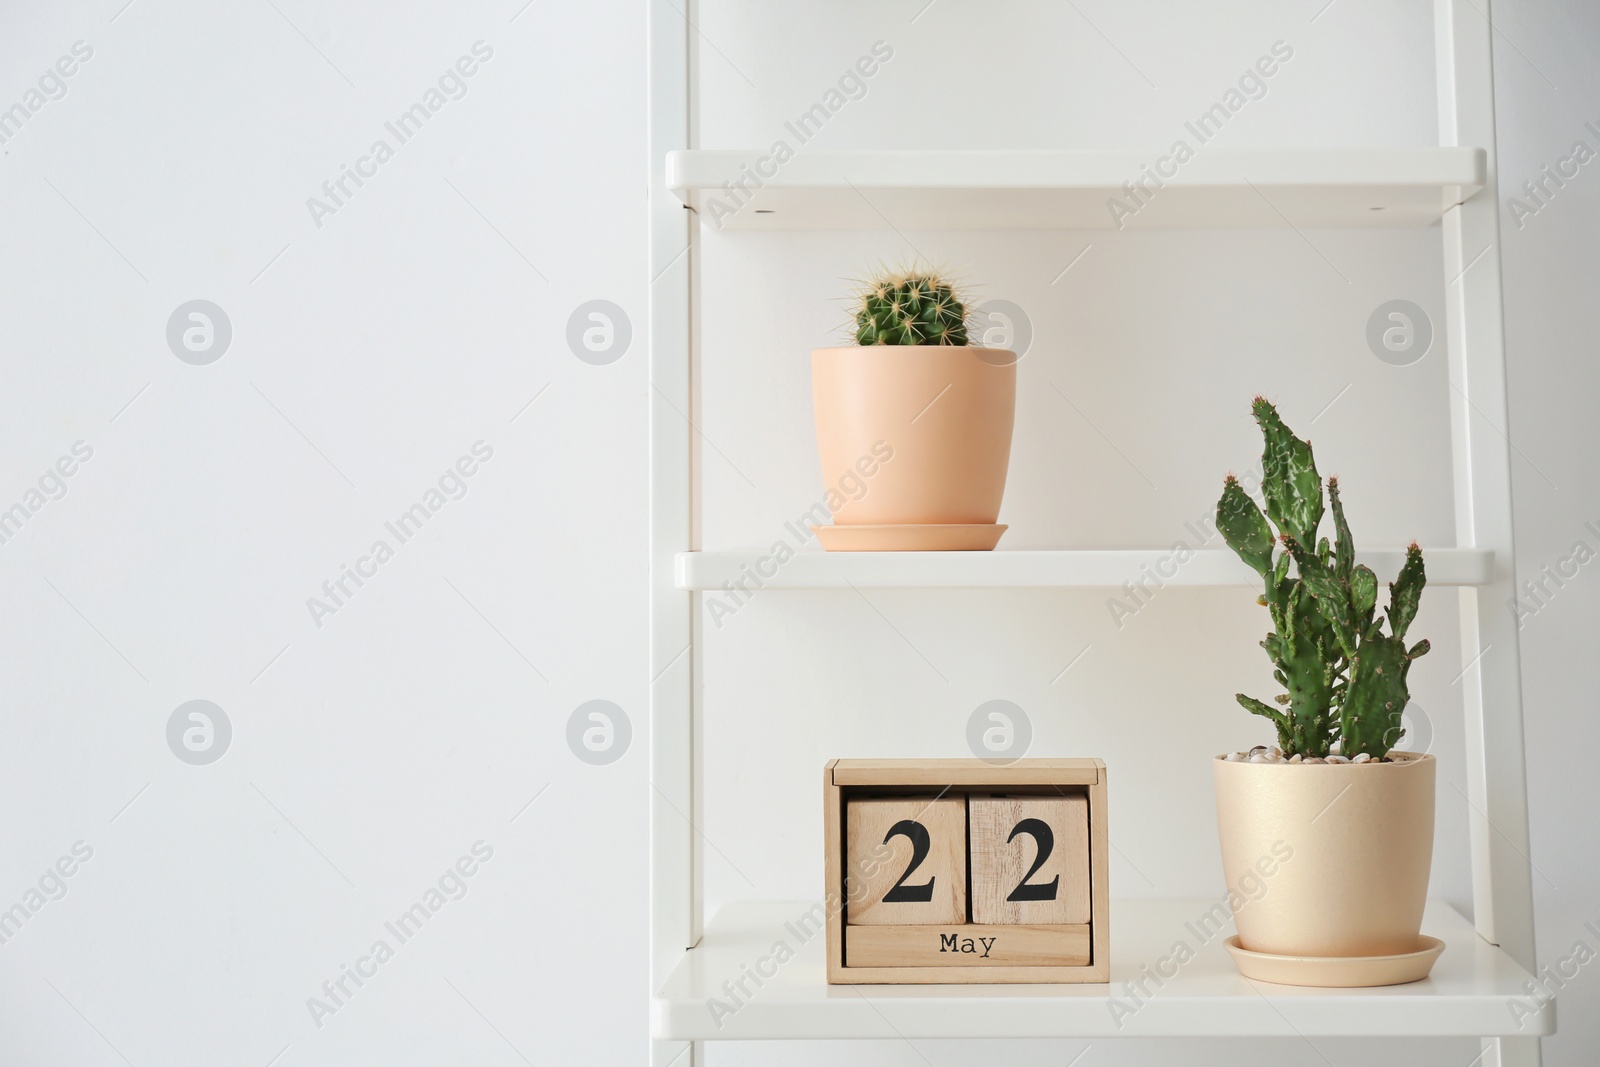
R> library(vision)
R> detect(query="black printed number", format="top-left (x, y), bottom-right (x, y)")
top-left (881, 819), bottom-right (935, 903)
top-left (1005, 818), bottom-right (1060, 902)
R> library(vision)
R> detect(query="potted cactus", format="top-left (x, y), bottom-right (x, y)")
top-left (810, 268), bottom-right (1016, 551)
top-left (1211, 398), bottom-right (1440, 986)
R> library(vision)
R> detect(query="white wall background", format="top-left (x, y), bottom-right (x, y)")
top-left (1493, 0), bottom-right (1600, 1063)
top-left (0, 1), bottom-right (1592, 1065)
top-left (0, 1), bottom-right (647, 1064)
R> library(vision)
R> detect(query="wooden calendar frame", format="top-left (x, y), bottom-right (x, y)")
top-left (823, 758), bottom-right (1110, 984)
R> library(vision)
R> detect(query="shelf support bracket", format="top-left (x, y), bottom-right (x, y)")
top-left (1437, 2), bottom-right (1540, 1063)
top-left (650, 0), bottom-right (697, 1063)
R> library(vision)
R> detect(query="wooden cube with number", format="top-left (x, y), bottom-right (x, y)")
top-left (969, 795), bottom-right (1091, 925)
top-left (845, 796), bottom-right (966, 925)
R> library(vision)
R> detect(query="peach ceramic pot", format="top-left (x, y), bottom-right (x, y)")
top-left (1213, 751), bottom-right (1435, 958)
top-left (811, 346), bottom-right (1016, 525)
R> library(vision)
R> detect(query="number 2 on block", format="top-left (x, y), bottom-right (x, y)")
top-left (1004, 818), bottom-right (1060, 901)
top-left (881, 820), bottom-right (936, 902)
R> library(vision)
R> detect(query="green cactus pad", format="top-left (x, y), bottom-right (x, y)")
top-left (1254, 397), bottom-right (1323, 549)
top-left (1216, 475), bottom-right (1275, 577)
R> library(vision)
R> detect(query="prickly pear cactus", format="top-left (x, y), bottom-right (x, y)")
top-left (1215, 398), bottom-right (1429, 759)
top-left (853, 270), bottom-right (969, 346)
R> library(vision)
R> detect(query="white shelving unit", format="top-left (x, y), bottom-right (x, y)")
top-left (649, 2), bottom-right (1542, 1063)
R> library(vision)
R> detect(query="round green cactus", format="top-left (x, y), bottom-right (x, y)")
top-left (853, 270), bottom-right (970, 346)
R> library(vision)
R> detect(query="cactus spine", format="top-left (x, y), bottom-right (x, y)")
top-left (853, 269), bottom-right (970, 346)
top-left (1215, 398), bottom-right (1430, 758)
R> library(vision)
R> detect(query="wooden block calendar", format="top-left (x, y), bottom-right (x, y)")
top-left (824, 758), bottom-right (1109, 984)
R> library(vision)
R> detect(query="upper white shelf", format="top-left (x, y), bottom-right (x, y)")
top-left (652, 899), bottom-right (1552, 1041)
top-left (667, 148), bottom-right (1485, 230)
top-left (676, 548), bottom-right (1493, 590)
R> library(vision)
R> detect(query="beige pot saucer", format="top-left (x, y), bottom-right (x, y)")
top-left (813, 523), bottom-right (1007, 551)
top-left (1224, 935), bottom-right (1445, 987)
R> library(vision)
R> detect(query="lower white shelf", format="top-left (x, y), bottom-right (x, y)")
top-left (675, 548), bottom-right (1494, 590)
top-left (651, 899), bottom-right (1553, 1041)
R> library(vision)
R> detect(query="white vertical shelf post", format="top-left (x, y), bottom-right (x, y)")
top-left (1436, 1), bottom-right (1541, 1064)
top-left (649, 0), bottom-right (695, 1063)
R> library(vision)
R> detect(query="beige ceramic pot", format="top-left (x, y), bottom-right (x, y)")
top-left (1213, 751), bottom-right (1435, 958)
top-left (811, 346), bottom-right (1016, 525)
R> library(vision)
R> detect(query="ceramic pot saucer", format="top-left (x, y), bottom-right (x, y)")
top-left (1224, 935), bottom-right (1445, 987)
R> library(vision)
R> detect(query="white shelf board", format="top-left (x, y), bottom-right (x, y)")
top-left (667, 149), bottom-right (1485, 230)
top-left (676, 548), bottom-right (1493, 590)
top-left (652, 899), bottom-right (1552, 1041)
